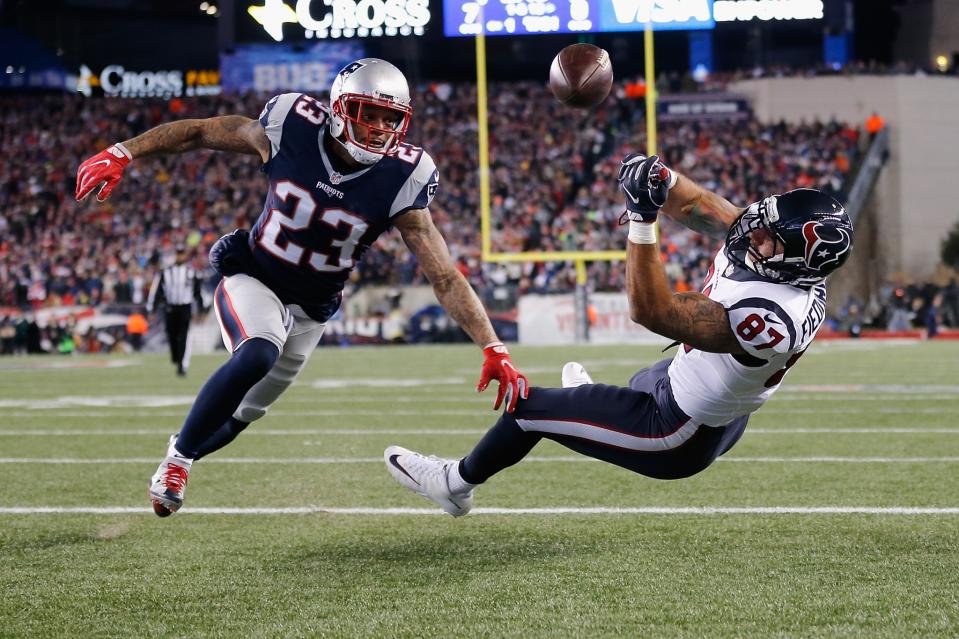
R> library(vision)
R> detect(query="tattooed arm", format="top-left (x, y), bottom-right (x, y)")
top-left (394, 208), bottom-right (498, 347)
top-left (659, 172), bottom-right (745, 239)
top-left (625, 240), bottom-right (745, 354)
top-left (122, 116), bottom-right (270, 163)
top-left (75, 115), bottom-right (270, 201)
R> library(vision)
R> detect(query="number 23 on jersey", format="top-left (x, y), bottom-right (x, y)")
top-left (257, 181), bottom-right (368, 273)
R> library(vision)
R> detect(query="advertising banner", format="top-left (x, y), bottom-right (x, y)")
top-left (518, 293), bottom-right (669, 345)
top-left (241, 0), bottom-right (431, 41)
top-left (75, 65), bottom-right (221, 98)
top-left (657, 93), bottom-right (751, 120)
top-left (220, 42), bottom-right (365, 93)
top-left (445, 0), bottom-right (715, 37)
top-left (0, 69), bottom-right (70, 91)
top-left (443, 0), bottom-right (823, 37)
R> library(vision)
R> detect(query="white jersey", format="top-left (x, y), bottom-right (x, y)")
top-left (667, 248), bottom-right (827, 426)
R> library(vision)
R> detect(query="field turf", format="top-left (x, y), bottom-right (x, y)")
top-left (1, 341), bottom-right (957, 637)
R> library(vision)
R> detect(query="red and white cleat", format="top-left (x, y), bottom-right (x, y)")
top-left (148, 435), bottom-right (191, 517)
top-left (149, 459), bottom-right (189, 517)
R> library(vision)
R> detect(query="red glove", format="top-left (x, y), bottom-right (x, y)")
top-left (75, 143), bottom-right (132, 202)
top-left (477, 341), bottom-right (529, 413)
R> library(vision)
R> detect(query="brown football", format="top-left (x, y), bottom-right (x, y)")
top-left (548, 43), bottom-right (614, 109)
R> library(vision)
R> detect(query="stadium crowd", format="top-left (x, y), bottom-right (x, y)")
top-left (0, 80), bottom-right (913, 352)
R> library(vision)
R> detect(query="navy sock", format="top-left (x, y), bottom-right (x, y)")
top-left (459, 412), bottom-right (542, 484)
top-left (174, 338), bottom-right (278, 458)
top-left (193, 417), bottom-right (250, 461)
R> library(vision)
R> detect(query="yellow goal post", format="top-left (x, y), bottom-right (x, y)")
top-left (474, 23), bottom-right (659, 339)
top-left (476, 23), bottom-right (659, 276)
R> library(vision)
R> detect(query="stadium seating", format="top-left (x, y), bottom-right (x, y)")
top-left (0, 84), bottom-right (868, 349)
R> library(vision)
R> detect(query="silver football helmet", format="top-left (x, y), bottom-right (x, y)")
top-left (329, 58), bottom-right (412, 165)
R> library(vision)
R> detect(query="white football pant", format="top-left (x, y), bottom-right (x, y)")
top-left (213, 274), bottom-right (326, 423)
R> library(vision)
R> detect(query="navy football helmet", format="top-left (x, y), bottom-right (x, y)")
top-left (725, 188), bottom-right (853, 286)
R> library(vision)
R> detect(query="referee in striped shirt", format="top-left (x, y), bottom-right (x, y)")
top-left (147, 245), bottom-right (205, 377)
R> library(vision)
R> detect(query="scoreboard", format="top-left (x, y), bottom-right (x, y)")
top-left (443, 0), bottom-right (716, 37)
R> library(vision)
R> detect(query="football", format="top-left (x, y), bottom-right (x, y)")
top-left (548, 43), bottom-right (614, 109)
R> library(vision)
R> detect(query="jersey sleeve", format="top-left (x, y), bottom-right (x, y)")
top-left (258, 93), bottom-right (301, 160)
top-left (725, 298), bottom-right (798, 360)
top-left (388, 150), bottom-right (439, 217)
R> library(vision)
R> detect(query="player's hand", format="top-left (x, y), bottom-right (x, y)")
top-left (618, 153), bottom-right (674, 223)
top-left (209, 229), bottom-right (254, 277)
top-left (477, 341), bottom-right (529, 413)
top-left (75, 144), bottom-right (132, 202)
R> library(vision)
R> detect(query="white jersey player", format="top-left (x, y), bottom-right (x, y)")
top-left (383, 153), bottom-right (854, 517)
top-left (669, 239), bottom-right (828, 427)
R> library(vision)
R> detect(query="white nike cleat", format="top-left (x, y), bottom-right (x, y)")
top-left (561, 362), bottom-right (594, 388)
top-left (384, 446), bottom-right (474, 517)
top-left (148, 433), bottom-right (191, 517)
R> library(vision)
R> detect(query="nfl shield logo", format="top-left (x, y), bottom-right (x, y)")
top-left (330, 172), bottom-right (342, 185)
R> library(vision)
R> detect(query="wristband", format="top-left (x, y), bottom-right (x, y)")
top-left (665, 169), bottom-right (678, 190)
top-left (627, 221), bottom-right (658, 245)
top-left (111, 143), bottom-right (133, 161)
top-left (483, 341), bottom-right (508, 354)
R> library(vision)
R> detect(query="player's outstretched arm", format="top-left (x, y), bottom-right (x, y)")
top-left (626, 243), bottom-right (745, 354)
top-left (657, 169), bottom-right (744, 240)
top-left (75, 116), bottom-right (269, 202)
top-left (121, 116), bottom-right (270, 161)
top-left (618, 154), bottom-right (745, 354)
top-left (395, 209), bottom-right (529, 412)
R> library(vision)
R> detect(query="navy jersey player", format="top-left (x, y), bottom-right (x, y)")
top-left (75, 58), bottom-right (529, 516)
top-left (384, 154), bottom-right (853, 516)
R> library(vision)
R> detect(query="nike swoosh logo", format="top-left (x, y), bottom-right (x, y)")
top-left (624, 190), bottom-right (640, 203)
top-left (388, 454), bottom-right (419, 486)
top-left (763, 313), bottom-right (784, 325)
top-left (87, 159), bottom-right (112, 169)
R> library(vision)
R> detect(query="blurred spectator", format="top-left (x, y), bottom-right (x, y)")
top-left (126, 311), bottom-right (148, 352)
top-left (865, 111), bottom-right (886, 140)
top-left (925, 293), bottom-right (943, 339)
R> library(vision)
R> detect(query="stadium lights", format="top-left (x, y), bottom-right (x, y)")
top-left (936, 55), bottom-right (949, 72)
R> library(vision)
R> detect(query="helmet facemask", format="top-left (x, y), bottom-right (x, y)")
top-left (330, 93), bottom-right (411, 166)
top-left (726, 197), bottom-right (812, 286)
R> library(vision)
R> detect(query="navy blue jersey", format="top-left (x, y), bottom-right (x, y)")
top-left (249, 92), bottom-right (439, 320)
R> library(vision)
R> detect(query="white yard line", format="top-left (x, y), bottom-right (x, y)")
top-left (1, 427), bottom-right (958, 436)
top-left (0, 506), bottom-right (957, 515)
top-left (0, 405), bottom-right (955, 419)
top-left (1, 456), bottom-right (958, 464)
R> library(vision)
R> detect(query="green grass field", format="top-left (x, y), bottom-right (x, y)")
top-left (1, 341), bottom-right (958, 637)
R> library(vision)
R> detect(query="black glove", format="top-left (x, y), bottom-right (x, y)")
top-left (209, 229), bottom-right (255, 277)
top-left (618, 153), bottom-right (674, 223)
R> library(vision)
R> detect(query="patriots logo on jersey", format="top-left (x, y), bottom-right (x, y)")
top-left (802, 221), bottom-right (851, 273)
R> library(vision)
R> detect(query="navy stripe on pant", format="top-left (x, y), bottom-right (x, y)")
top-left (461, 359), bottom-right (749, 483)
